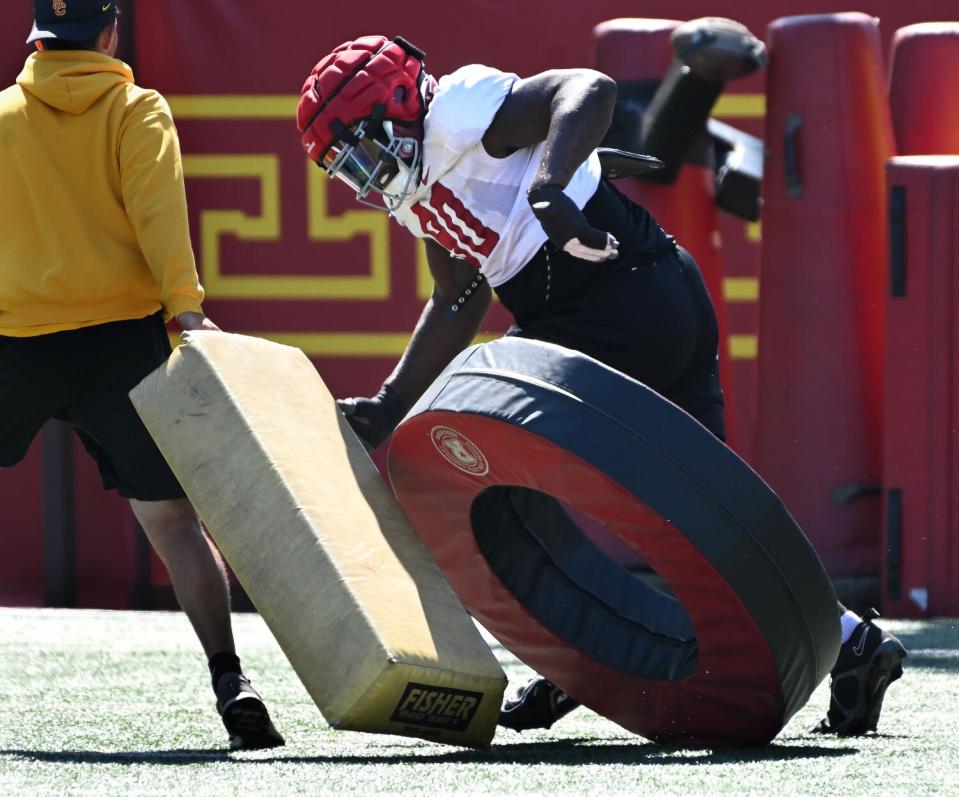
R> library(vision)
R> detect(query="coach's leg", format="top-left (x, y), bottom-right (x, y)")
top-left (129, 496), bottom-right (234, 657)
top-left (130, 496), bottom-right (284, 748)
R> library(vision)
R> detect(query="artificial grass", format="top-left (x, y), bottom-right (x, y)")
top-left (0, 609), bottom-right (955, 796)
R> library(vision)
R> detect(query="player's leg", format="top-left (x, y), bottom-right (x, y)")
top-left (817, 605), bottom-right (906, 735)
top-left (499, 676), bottom-right (580, 732)
top-left (658, 244), bottom-right (725, 441)
top-left (63, 315), bottom-right (283, 749)
top-left (655, 255), bottom-right (909, 735)
top-left (500, 239), bottom-right (733, 732)
top-left (499, 243), bottom-right (708, 732)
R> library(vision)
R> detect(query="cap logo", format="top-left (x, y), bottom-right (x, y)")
top-left (52, 0), bottom-right (67, 16)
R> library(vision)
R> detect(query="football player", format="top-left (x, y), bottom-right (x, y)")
top-left (296, 35), bottom-right (905, 737)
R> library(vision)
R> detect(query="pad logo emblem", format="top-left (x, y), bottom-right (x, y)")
top-left (390, 683), bottom-right (483, 732)
top-left (431, 425), bottom-right (488, 476)
top-left (53, 0), bottom-right (67, 16)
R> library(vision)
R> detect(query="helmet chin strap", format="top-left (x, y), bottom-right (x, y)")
top-left (376, 156), bottom-right (421, 211)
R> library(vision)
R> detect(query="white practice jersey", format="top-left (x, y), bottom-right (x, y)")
top-left (390, 65), bottom-right (602, 288)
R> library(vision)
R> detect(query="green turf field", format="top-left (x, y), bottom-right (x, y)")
top-left (0, 609), bottom-right (955, 796)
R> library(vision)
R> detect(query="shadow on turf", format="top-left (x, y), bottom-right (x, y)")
top-left (0, 740), bottom-right (856, 767)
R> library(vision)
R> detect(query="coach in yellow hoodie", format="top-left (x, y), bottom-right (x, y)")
top-left (0, 1), bottom-right (283, 751)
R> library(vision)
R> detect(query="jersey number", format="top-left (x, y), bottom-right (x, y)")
top-left (411, 183), bottom-right (501, 268)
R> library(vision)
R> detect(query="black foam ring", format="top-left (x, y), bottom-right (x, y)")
top-left (472, 485), bottom-right (697, 680)
top-left (391, 337), bottom-right (840, 726)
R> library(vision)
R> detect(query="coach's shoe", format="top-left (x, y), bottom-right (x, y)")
top-left (816, 608), bottom-right (907, 736)
top-left (498, 677), bottom-right (580, 731)
top-left (216, 673), bottom-right (286, 751)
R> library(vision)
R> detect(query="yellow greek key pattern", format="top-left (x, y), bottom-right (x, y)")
top-left (416, 239), bottom-right (432, 300)
top-left (169, 94), bottom-right (766, 121)
top-left (713, 94), bottom-right (765, 118)
top-left (729, 335), bottom-right (758, 360)
top-left (306, 165), bottom-right (390, 298)
top-left (179, 156), bottom-right (389, 299)
top-left (170, 331), bottom-right (499, 356)
top-left (170, 331), bottom-right (752, 359)
top-left (168, 96), bottom-right (296, 119)
top-left (172, 94), bottom-right (761, 358)
top-left (724, 277), bottom-right (759, 302)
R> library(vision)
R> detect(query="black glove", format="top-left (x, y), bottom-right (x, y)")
top-left (336, 384), bottom-right (408, 451)
top-left (527, 184), bottom-right (619, 262)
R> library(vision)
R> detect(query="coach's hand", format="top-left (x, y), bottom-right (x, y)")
top-left (336, 384), bottom-right (408, 451)
top-left (527, 184), bottom-right (619, 263)
top-left (176, 311), bottom-right (221, 332)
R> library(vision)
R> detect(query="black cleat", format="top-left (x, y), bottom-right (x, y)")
top-left (498, 677), bottom-right (581, 732)
top-left (816, 608), bottom-right (907, 736)
top-left (216, 673), bottom-right (286, 751)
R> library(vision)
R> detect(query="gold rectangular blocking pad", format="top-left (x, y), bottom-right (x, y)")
top-left (130, 332), bottom-right (505, 748)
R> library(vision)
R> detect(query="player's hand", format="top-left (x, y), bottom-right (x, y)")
top-left (176, 311), bottom-right (221, 332)
top-left (336, 384), bottom-right (408, 451)
top-left (527, 184), bottom-right (619, 263)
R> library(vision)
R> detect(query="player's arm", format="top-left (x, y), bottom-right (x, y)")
top-left (337, 240), bottom-right (492, 450)
top-left (483, 69), bottom-right (619, 262)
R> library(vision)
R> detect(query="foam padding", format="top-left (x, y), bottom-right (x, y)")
top-left (755, 13), bottom-right (894, 578)
top-left (890, 23), bottom-right (959, 155)
top-left (388, 338), bottom-right (839, 747)
top-left (883, 157), bottom-right (959, 617)
top-left (130, 332), bottom-right (505, 748)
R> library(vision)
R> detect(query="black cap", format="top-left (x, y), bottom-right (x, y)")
top-left (28, 0), bottom-right (117, 44)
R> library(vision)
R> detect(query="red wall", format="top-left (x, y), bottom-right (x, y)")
top-left (2, 0), bottom-right (956, 607)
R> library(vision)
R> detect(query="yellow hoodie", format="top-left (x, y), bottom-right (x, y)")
top-left (0, 51), bottom-right (204, 337)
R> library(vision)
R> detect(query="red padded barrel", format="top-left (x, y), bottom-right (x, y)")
top-left (882, 156), bottom-right (959, 617)
top-left (755, 13), bottom-right (894, 579)
top-left (889, 23), bottom-right (959, 155)
top-left (594, 19), bottom-right (737, 446)
top-left (594, 18), bottom-right (679, 79)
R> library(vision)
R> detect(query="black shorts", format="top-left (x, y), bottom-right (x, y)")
top-left (0, 313), bottom-right (186, 501)
top-left (497, 241), bottom-right (725, 441)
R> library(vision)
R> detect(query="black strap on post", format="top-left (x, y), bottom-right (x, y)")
top-left (41, 420), bottom-right (76, 608)
top-left (784, 113), bottom-right (803, 198)
top-left (890, 185), bottom-right (907, 298)
top-left (886, 488), bottom-right (903, 601)
top-left (130, 521), bottom-right (153, 610)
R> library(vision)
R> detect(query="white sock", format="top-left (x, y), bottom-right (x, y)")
top-left (840, 610), bottom-right (863, 643)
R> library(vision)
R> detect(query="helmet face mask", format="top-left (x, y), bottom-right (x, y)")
top-left (321, 120), bottom-right (421, 211)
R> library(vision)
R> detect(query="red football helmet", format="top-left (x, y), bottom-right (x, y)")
top-left (297, 35), bottom-right (430, 210)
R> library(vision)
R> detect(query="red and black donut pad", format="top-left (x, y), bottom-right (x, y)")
top-left (387, 338), bottom-right (839, 746)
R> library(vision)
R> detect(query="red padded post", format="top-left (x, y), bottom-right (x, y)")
top-left (889, 23), bottom-right (959, 155)
top-left (755, 13), bottom-right (894, 579)
top-left (594, 19), bottom-right (738, 446)
top-left (882, 156), bottom-right (959, 617)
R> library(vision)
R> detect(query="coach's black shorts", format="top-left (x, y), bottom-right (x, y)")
top-left (0, 313), bottom-right (186, 501)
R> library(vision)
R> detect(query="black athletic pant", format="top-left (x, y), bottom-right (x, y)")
top-left (496, 185), bottom-right (725, 440)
